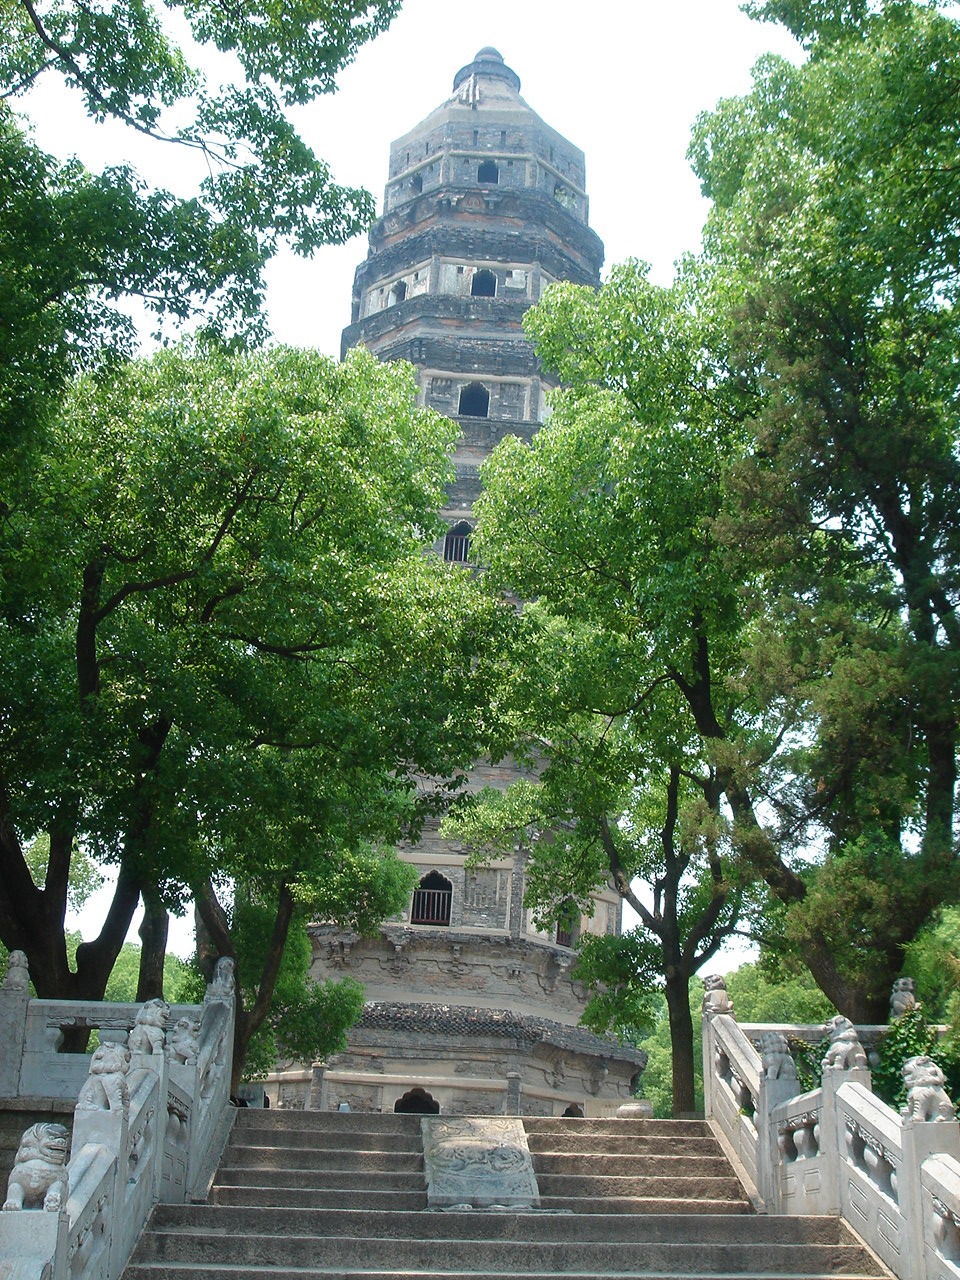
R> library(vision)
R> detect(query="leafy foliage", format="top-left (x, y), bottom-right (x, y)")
top-left (0, 341), bottom-right (498, 1083)
top-left (873, 1004), bottom-right (960, 1115)
top-left (0, 0), bottom-right (398, 451)
top-left (685, 0), bottom-right (960, 1014)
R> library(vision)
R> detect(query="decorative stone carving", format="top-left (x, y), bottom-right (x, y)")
top-left (422, 1117), bottom-right (540, 1209)
top-left (76, 1043), bottom-right (131, 1114)
top-left (128, 998), bottom-right (170, 1055)
top-left (166, 1016), bottom-right (201, 1066)
top-left (2, 949), bottom-right (29, 994)
top-left (702, 974), bottom-right (733, 1019)
top-left (822, 1016), bottom-right (868, 1071)
top-left (901, 1055), bottom-right (956, 1122)
top-left (204, 957), bottom-right (235, 1004)
top-left (2, 1123), bottom-right (69, 1212)
top-left (890, 977), bottom-right (918, 1020)
top-left (761, 1031), bottom-right (798, 1082)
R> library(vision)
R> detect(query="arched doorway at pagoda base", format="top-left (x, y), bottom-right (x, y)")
top-left (394, 1086), bottom-right (440, 1114)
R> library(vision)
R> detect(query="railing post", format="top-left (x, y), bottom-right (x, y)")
top-left (701, 975), bottom-right (734, 1122)
top-left (756, 1032), bottom-right (802, 1212)
top-left (897, 1058), bottom-right (960, 1280)
top-left (0, 950), bottom-right (30, 1097)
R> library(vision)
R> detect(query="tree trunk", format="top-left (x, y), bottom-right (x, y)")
top-left (137, 890), bottom-right (169, 1000)
top-left (665, 969), bottom-right (696, 1117)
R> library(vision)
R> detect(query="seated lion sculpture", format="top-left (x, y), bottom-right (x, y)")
top-left (761, 1031), bottom-right (797, 1082)
top-left (821, 1016), bottom-right (868, 1071)
top-left (890, 977), bottom-right (917, 1021)
top-left (166, 1016), bottom-right (201, 1066)
top-left (76, 1042), bottom-right (130, 1114)
top-left (901, 1055), bottom-right (956, 1123)
top-left (128, 997), bottom-right (170, 1055)
top-left (3, 1122), bottom-right (69, 1212)
top-left (702, 974), bottom-right (733, 1018)
top-left (204, 957), bottom-right (235, 1004)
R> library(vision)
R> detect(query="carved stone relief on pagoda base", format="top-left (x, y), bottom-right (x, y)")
top-left (422, 1116), bottom-right (540, 1208)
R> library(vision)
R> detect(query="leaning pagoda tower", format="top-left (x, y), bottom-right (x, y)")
top-left (292, 49), bottom-right (645, 1118)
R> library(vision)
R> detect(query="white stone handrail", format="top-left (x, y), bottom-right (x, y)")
top-left (703, 1011), bottom-right (762, 1194)
top-left (702, 975), bottom-right (960, 1280)
top-left (0, 953), bottom-right (237, 1280)
top-left (921, 1152), bottom-right (960, 1275)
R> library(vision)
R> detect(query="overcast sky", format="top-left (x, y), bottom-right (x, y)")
top-left (37, 0), bottom-right (801, 962)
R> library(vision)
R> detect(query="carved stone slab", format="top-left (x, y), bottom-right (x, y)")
top-left (421, 1117), bottom-right (540, 1209)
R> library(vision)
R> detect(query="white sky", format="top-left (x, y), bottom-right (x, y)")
top-left (31, 0), bottom-right (799, 963)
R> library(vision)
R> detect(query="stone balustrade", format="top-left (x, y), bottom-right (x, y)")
top-left (703, 975), bottom-right (960, 1280)
top-left (0, 953), bottom-right (236, 1280)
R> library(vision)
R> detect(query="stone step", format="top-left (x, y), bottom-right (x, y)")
top-left (525, 1133), bottom-right (722, 1157)
top-left (146, 1206), bottom-right (855, 1246)
top-left (531, 1152), bottom-right (734, 1177)
top-left (209, 1185), bottom-right (428, 1211)
top-left (130, 1231), bottom-right (885, 1275)
top-left (233, 1110), bottom-right (421, 1134)
top-left (533, 1173), bottom-right (749, 1201)
top-left (212, 1166), bottom-right (425, 1192)
top-left (536, 1194), bottom-right (753, 1215)
top-left (523, 1118), bottom-right (712, 1137)
top-left (229, 1125), bottom-right (422, 1152)
top-left (218, 1146), bottom-right (423, 1173)
top-left (125, 1271), bottom-right (887, 1280)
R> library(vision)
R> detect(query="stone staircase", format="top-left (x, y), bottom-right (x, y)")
top-left (124, 1110), bottom-right (890, 1280)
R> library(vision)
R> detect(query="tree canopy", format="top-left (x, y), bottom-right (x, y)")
top-left (0, 0), bottom-right (398, 452)
top-left (0, 341), bottom-right (499, 1078)
top-left (451, 0), bottom-right (960, 1116)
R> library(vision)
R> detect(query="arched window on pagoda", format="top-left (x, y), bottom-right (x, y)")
top-left (443, 521), bottom-right (472, 564)
top-left (458, 382), bottom-right (489, 417)
top-left (411, 871), bottom-right (452, 926)
top-left (477, 160), bottom-right (499, 184)
top-left (471, 268), bottom-right (496, 298)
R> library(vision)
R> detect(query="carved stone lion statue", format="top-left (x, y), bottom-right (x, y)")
top-left (890, 977), bottom-right (918, 1021)
top-left (166, 1016), bottom-right (201, 1066)
top-left (76, 1042), bottom-right (130, 1114)
top-left (901, 1055), bottom-right (956, 1122)
top-left (761, 1031), bottom-right (798, 1081)
top-left (2, 1122), bottom-right (69, 1212)
top-left (821, 1015), bottom-right (868, 1071)
top-left (2, 949), bottom-right (29, 992)
top-left (702, 974), bottom-right (734, 1019)
top-left (128, 998), bottom-right (170, 1055)
top-left (204, 956), bottom-right (236, 1004)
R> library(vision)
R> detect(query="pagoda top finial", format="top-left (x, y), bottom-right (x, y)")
top-left (452, 47), bottom-right (521, 95)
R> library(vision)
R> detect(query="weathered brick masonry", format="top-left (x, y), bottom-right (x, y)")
top-left (294, 49), bottom-right (644, 1118)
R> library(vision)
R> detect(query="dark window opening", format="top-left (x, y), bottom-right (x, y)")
top-left (555, 900), bottom-right (579, 949)
top-left (458, 383), bottom-right (489, 417)
top-left (471, 269), bottom-right (496, 298)
top-left (411, 174), bottom-right (422, 194)
top-left (411, 871), bottom-right (452, 925)
top-left (387, 281), bottom-right (407, 306)
top-left (562, 1103), bottom-right (584, 1118)
top-left (395, 1087), bottom-right (440, 1114)
top-left (478, 160), bottom-right (499, 184)
top-left (443, 520), bottom-right (472, 564)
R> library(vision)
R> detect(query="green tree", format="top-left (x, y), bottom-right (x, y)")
top-left (0, 0), bottom-right (397, 453)
top-left (686, 0), bottom-right (960, 1013)
top-left (445, 264), bottom-right (771, 1114)
top-left (0, 342), bottom-right (498, 1080)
